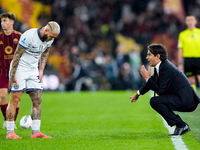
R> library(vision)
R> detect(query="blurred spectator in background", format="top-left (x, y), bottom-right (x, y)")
top-left (115, 43), bottom-right (129, 68)
top-left (58, 55), bottom-right (71, 92)
top-left (66, 54), bottom-right (92, 92)
top-left (129, 44), bottom-right (142, 89)
top-left (116, 62), bottom-right (134, 90)
top-left (104, 54), bottom-right (118, 90)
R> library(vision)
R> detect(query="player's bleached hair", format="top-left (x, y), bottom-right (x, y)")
top-left (46, 21), bottom-right (60, 34)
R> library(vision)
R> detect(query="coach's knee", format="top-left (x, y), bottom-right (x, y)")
top-left (150, 97), bottom-right (159, 109)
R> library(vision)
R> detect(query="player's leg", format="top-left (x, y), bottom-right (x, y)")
top-left (194, 58), bottom-right (200, 89)
top-left (6, 92), bottom-right (22, 139)
top-left (27, 69), bottom-right (51, 138)
top-left (197, 75), bottom-right (200, 87)
top-left (0, 78), bottom-right (20, 129)
top-left (188, 76), bottom-right (196, 90)
top-left (14, 102), bottom-right (20, 129)
top-left (28, 90), bottom-right (51, 138)
top-left (28, 90), bottom-right (42, 135)
top-left (6, 69), bottom-right (25, 139)
top-left (0, 88), bottom-right (8, 128)
top-left (15, 103), bottom-right (20, 121)
top-left (184, 58), bottom-right (196, 90)
top-left (0, 77), bottom-right (9, 128)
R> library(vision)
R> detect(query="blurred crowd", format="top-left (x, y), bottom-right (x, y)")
top-left (1, 0), bottom-right (200, 91)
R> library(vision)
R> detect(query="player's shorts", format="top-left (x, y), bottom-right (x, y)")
top-left (0, 76), bottom-right (9, 88)
top-left (184, 58), bottom-right (200, 77)
top-left (9, 68), bottom-right (43, 93)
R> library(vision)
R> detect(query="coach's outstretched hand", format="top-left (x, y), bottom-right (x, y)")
top-left (130, 92), bottom-right (139, 103)
top-left (39, 69), bottom-right (44, 83)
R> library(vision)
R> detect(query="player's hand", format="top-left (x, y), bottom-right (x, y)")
top-left (129, 93), bottom-right (139, 103)
top-left (9, 75), bottom-right (18, 89)
top-left (39, 69), bottom-right (43, 83)
top-left (140, 65), bottom-right (150, 79)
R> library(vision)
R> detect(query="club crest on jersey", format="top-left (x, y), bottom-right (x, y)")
top-left (21, 38), bottom-right (26, 44)
top-left (13, 38), bottom-right (19, 44)
top-left (39, 45), bottom-right (43, 50)
top-left (14, 84), bottom-right (19, 89)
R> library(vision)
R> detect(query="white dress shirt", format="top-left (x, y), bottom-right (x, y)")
top-left (154, 61), bottom-right (161, 77)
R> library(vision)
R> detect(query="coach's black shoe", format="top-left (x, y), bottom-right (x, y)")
top-left (169, 124), bottom-right (191, 136)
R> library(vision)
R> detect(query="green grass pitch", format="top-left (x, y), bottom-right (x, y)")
top-left (1, 91), bottom-right (200, 150)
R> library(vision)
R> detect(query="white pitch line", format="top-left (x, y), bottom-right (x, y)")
top-left (161, 117), bottom-right (189, 150)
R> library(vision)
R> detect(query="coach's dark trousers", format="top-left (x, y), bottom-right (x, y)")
top-left (149, 94), bottom-right (198, 127)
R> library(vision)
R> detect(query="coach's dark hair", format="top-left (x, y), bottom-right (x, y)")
top-left (148, 44), bottom-right (168, 61)
top-left (0, 12), bottom-right (16, 21)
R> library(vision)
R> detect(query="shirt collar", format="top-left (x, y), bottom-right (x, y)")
top-left (37, 27), bottom-right (42, 41)
top-left (155, 61), bottom-right (161, 75)
top-left (187, 27), bottom-right (197, 32)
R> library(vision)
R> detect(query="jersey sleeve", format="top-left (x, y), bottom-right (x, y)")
top-left (177, 33), bottom-right (183, 49)
top-left (18, 31), bottom-right (32, 49)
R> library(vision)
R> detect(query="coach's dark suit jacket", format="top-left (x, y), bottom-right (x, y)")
top-left (139, 59), bottom-right (200, 111)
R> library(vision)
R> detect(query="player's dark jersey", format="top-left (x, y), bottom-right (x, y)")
top-left (0, 30), bottom-right (21, 78)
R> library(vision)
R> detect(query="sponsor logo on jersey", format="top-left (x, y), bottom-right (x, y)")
top-left (39, 45), bottom-right (43, 50)
top-left (0, 41), bottom-right (3, 44)
top-left (5, 46), bottom-right (13, 54)
top-left (21, 38), bottom-right (26, 44)
top-left (4, 55), bottom-right (14, 59)
top-left (13, 38), bottom-right (19, 44)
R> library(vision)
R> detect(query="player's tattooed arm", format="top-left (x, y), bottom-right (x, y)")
top-left (38, 48), bottom-right (50, 82)
top-left (29, 91), bottom-right (42, 119)
top-left (10, 46), bottom-right (26, 82)
top-left (39, 48), bottom-right (50, 71)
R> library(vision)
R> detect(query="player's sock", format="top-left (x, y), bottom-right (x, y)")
top-left (32, 119), bottom-right (41, 134)
top-left (1, 104), bottom-right (8, 120)
top-left (31, 120), bottom-right (51, 138)
top-left (14, 107), bottom-right (19, 121)
top-left (3, 119), bottom-right (7, 129)
top-left (6, 121), bottom-right (15, 135)
top-left (192, 84), bottom-right (196, 91)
